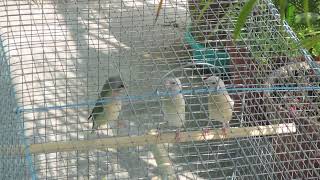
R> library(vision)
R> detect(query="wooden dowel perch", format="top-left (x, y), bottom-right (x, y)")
top-left (2, 123), bottom-right (296, 155)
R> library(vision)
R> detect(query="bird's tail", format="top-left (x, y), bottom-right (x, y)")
top-left (91, 119), bottom-right (97, 134)
top-left (88, 114), bottom-right (92, 121)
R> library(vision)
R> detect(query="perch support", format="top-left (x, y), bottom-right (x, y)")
top-left (2, 123), bottom-right (296, 155)
top-left (150, 143), bottom-right (177, 179)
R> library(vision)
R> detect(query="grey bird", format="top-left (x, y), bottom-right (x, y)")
top-left (204, 75), bottom-right (234, 137)
top-left (88, 75), bottom-right (125, 133)
top-left (161, 77), bottom-right (186, 141)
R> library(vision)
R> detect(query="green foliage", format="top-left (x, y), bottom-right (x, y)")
top-left (286, 3), bottom-right (295, 24)
top-left (283, 0), bottom-right (320, 57)
top-left (279, 0), bottom-right (288, 22)
top-left (311, 43), bottom-right (320, 56)
top-left (196, 0), bottom-right (215, 23)
top-left (223, 0), bottom-right (320, 57)
top-left (155, 0), bottom-right (320, 57)
top-left (233, 0), bottom-right (258, 39)
top-left (303, 0), bottom-right (310, 27)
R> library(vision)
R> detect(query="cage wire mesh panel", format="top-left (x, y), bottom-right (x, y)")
top-left (0, 38), bottom-right (31, 178)
top-left (0, 0), bottom-right (319, 179)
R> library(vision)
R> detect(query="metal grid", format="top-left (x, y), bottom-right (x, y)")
top-left (0, 0), bottom-right (319, 179)
top-left (0, 37), bottom-right (30, 179)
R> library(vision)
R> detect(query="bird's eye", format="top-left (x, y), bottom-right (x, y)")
top-left (171, 82), bottom-right (176, 84)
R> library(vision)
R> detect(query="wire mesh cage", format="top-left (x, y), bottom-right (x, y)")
top-left (0, 0), bottom-right (319, 179)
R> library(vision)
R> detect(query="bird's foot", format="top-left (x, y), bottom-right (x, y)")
top-left (90, 130), bottom-right (101, 138)
top-left (202, 128), bottom-right (210, 138)
top-left (156, 127), bottom-right (162, 141)
top-left (174, 129), bottom-right (181, 143)
top-left (221, 127), bottom-right (227, 138)
top-left (90, 127), bottom-right (99, 135)
top-left (289, 106), bottom-right (297, 117)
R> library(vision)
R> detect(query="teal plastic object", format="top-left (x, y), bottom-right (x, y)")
top-left (184, 31), bottom-right (230, 70)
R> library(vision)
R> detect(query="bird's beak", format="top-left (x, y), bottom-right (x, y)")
top-left (114, 84), bottom-right (125, 95)
top-left (120, 82), bottom-right (127, 90)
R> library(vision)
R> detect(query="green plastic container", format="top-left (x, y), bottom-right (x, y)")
top-left (184, 30), bottom-right (230, 71)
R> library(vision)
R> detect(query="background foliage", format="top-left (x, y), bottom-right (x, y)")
top-left (154, 0), bottom-right (320, 58)
top-left (236, 0), bottom-right (320, 58)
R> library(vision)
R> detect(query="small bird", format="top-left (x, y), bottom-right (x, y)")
top-left (204, 75), bottom-right (234, 137)
top-left (161, 77), bottom-right (186, 141)
top-left (88, 75), bottom-right (125, 133)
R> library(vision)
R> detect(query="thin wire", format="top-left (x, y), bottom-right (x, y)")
top-left (0, 32), bottom-right (37, 179)
top-left (161, 62), bottom-right (223, 81)
top-left (15, 85), bottom-right (320, 113)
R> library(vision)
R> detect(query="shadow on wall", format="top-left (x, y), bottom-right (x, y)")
top-left (2, 0), bottom-right (189, 179)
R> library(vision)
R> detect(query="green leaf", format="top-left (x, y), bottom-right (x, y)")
top-left (286, 3), bottom-right (295, 25)
top-left (304, 30), bottom-right (320, 36)
top-left (233, 0), bottom-right (258, 39)
top-left (303, 0), bottom-right (311, 28)
top-left (312, 43), bottom-right (320, 56)
top-left (196, 0), bottom-right (215, 23)
top-left (301, 34), bottom-right (320, 49)
top-left (279, 0), bottom-right (287, 22)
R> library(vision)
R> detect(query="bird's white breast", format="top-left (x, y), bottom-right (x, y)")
top-left (162, 94), bottom-right (186, 128)
top-left (208, 93), bottom-right (234, 123)
top-left (104, 100), bottom-right (122, 121)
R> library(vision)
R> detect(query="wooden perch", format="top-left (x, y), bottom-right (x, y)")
top-left (2, 123), bottom-right (296, 155)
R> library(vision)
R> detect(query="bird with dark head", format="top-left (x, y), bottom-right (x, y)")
top-left (99, 75), bottom-right (125, 97)
top-left (88, 75), bottom-right (125, 133)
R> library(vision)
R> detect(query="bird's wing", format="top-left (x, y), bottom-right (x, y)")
top-left (88, 100), bottom-right (104, 121)
top-left (88, 84), bottom-right (112, 120)
top-left (100, 84), bottom-right (112, 98)
top-left (226, 93), bottom-right (235, 109)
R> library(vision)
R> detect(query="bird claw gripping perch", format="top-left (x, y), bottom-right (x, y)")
top-left (174, 129), bottom-right (181, 143)
top-left (202, 128), bottom-right (210, 139)
top-left (156, 125), bottom-right (162, 141)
